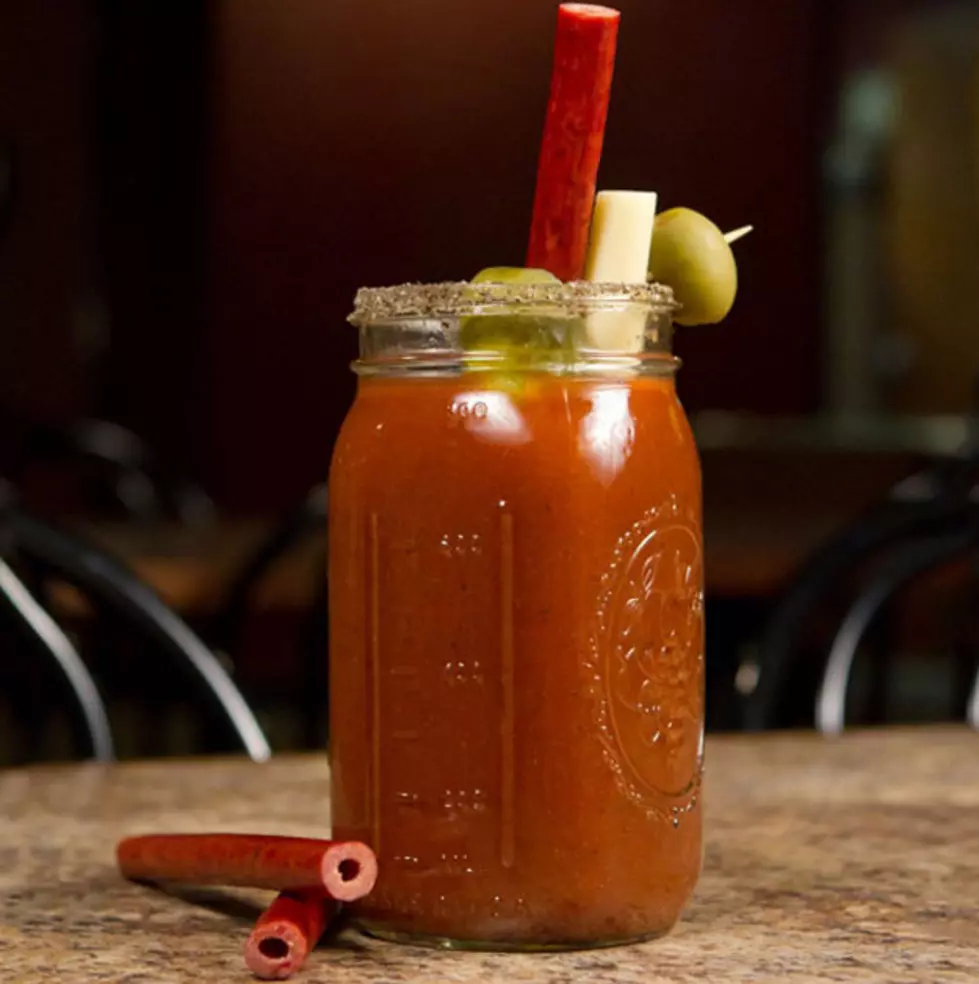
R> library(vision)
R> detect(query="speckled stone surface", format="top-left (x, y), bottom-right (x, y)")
top-left (0, 728), bottom-right (977, 982)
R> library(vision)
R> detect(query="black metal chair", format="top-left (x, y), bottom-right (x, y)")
top-left (11, 417), bottom-right (215, 525)
top-left (211, 483), bottom-right (327, 656)
top-left (0, 480), bottom-right (113, 761)
top-left (211, 483), bottom-right (328, 749)
top-left (0, 499), bottom-right (270, 764)
top-left (743, 453), bottom-right (979, 732)
top-left (814, 524), bottom-right (979, 733)
top-left (0, 556), bottom-right (115, 761)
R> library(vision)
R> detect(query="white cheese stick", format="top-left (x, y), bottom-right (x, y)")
top-left (583, 191), bottom-right (658, 352)
top-left (584, 191), bottom-right (658, 282)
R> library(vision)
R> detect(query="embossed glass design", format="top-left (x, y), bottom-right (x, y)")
top-left (329, 284), bottom-right (704, 950)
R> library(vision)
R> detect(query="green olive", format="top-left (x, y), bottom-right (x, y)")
top-left (647, 208), bottom-right (738, 326)
top-left (470, 266), bottom-right (559, 285)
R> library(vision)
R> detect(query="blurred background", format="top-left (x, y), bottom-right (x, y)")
top-left (2, 0), bottom-right (979, 763)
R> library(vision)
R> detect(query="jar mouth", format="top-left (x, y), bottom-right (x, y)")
top-left (348, 280), bottom-right (678, 326)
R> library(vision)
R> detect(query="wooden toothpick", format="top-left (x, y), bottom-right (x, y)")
top-left (724, 225), bottom-right (754, 245)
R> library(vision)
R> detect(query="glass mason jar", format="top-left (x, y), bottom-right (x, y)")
top-left (329, 281), bottom-right (704, 951)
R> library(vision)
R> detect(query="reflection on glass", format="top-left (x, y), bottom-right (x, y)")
top-left (579, 385), bottom-right (634, 484)
top-left (452, 390), bottom-right (530, 446)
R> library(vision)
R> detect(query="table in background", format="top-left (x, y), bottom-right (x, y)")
top-left (73, 512), bottom-right (829, 610)
top-left (67, 469), bottom-right (911, 616)
top-left (0, 727), bottom-right (975, 982)
top-left (60, 446), bottom-right (921, 611)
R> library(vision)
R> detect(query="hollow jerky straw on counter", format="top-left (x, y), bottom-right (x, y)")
top-left (117, 833), bottom-right (377, 901)
top-left (525, 3), bottom-right (620, 281)
top-left (244, 890), bottom-right (337, 981)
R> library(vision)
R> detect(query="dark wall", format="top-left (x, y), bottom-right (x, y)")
top-left (94, 4), bottom-right (213, 479)
top-left (1, 1), bottom-right (837, 512)
top-left (198, 0), bottom-right (832, 509)
top-left (0, 3), bottom-right (94, 431)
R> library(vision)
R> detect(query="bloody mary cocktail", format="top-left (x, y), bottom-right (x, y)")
top-left (329, 284), bottom-right (704, 949)
top-left (328, 0), bottom-right (748, 953)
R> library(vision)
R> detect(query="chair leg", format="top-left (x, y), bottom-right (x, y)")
top-left (11, 512), bottom-right (270, 761)
top-left (0, 560), bottom-right (114, 761)
top-left (747, 500), bottom-right (959, 731)
top-left (865, 605), bottom-right (896, 725)
top-left (816, 528), bottom-right (979, 734)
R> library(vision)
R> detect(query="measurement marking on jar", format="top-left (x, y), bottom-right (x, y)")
top-left (369, 511), bottom-right (382, 854)
top-left (500, 508), bottom-right (516, 869)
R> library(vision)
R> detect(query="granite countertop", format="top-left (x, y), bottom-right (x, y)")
top-left (0, 727), bottom-right (976, 983)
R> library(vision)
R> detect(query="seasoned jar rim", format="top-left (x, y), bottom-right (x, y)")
top-left (348, 280), bottom-right (678, 326)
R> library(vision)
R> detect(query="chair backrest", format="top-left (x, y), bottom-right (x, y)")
top-left (0, 480), bottom-right (113, 761)
top-left (0, 507), bottom-right (270, 763)
top-left (0, 557), bottom-right (115, 761)
top-left (745, 467), bottom-right (979, 733)
top-left (813, 526), bottom-right (979, 733)
top-left (211, 482), bottom-right (327, 657)
top-left (13, 418), bottom-right (215, 525)
top-left (210, 482), bottom-right (328, 750)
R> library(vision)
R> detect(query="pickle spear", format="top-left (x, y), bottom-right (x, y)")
top-left (460, 266), bottom-right (564, 368)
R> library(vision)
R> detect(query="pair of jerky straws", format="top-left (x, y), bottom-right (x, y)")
top-left (117, 833), bottom-right (377, 980)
